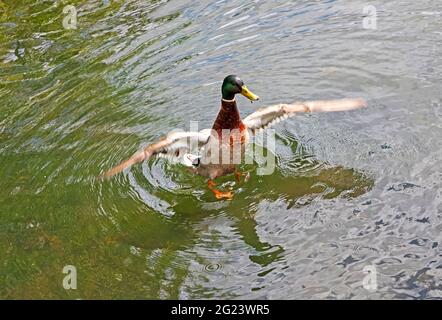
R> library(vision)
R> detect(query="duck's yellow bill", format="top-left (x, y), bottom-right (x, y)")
top-left (241, 85), bottom-right (260, 101)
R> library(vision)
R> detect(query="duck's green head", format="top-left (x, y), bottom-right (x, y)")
top-left (221, 75), bottom-right (260, 101)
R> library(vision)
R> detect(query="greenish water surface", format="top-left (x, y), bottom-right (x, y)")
top-left (0, 0), bottom-right (441, 299)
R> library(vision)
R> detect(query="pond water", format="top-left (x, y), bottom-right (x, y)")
top-left (0, 0), bottom-right (441, 299)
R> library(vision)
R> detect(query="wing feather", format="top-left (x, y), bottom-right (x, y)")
top-left (101, 129), bottom-right (211, 178)
top-left (243, 98), bottom-right (367, 132)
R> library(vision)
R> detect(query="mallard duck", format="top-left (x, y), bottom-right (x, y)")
top-left (102, 75), bottom-right (366, 199)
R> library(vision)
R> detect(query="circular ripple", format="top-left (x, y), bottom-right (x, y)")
top-left (204, 263), bottom-right (221, 272)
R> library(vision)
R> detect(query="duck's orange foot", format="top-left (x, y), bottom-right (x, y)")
top-left (207, 180), bottom-right (233, 200)
top-left (213, 189), bottom-right (233, 200)
top-left (235, 170), bottom-right (251, 183)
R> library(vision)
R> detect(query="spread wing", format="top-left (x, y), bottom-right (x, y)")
top-left (243, 98), bottom-right (367, 132)
top-left (101, 129), bottom-right (211, 179)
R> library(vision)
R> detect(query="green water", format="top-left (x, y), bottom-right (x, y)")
top-left (1, 0), bottom-right (441, 299)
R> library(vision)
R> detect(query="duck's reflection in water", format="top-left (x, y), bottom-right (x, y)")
top-left (112, 161), bottom-right (373, 296)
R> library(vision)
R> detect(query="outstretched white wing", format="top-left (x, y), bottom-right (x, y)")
top-left (243, 98), bottom-right (367, 132)
top-left (101, 129), bottom-right (211, 178)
